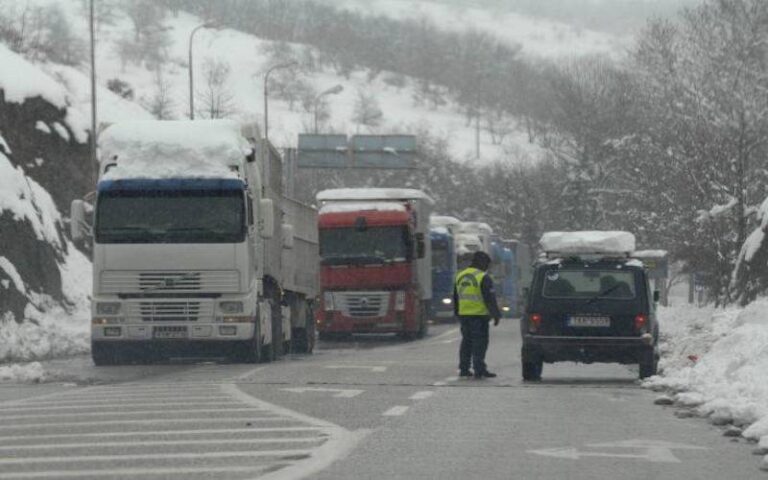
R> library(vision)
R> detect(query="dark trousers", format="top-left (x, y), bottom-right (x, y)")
top-left (459, 316), bottom-right (490, 373)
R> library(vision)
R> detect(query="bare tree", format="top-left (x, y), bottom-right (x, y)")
top-left (352, 90), bottom-right (383, 132)
top-left (197, 59), bottom-right (236, 119)
top-left (146, 68), bottom-right (175, 120)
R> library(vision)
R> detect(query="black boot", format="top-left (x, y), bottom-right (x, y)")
top-left (474, 370), bottom-right (497, 379)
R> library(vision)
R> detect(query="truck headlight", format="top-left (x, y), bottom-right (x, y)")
top-left (95, 302), bottom-right (121, 315)
top-left (394, 291), bottom-right (406, 311)
top-left (323, 292), bottom-right (335, 311)
top-left (442, 298), bottom-right (452, 305)
top-left (219, 301), bottom-right (244, 314)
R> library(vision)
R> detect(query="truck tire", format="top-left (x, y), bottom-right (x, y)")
top-left (638, 347), bottom-right (659, 379)
top-left (416, 304), bottom-right (429, 339)
top-left (231, 327), bottom-right (261, 364)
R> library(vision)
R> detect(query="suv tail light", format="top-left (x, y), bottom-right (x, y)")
top-left (634, 314), bottom-right (648, 331)
top-left (528, 313), bottom-right (542, 333)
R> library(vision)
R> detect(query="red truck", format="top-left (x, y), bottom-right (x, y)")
top-left (315, 188), bottom-right (433, 339)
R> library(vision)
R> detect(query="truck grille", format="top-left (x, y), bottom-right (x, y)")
top-left (335, 292), bottom-right (390, 318)
top-left (125, 300), bottom-right (214, 322)
top-left (100, 271), bottom-right (240, 294)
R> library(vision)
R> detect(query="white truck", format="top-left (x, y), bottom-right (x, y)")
top-left (71, 120), bottom-right (318, 364)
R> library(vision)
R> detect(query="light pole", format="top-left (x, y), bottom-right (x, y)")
top-left (313, 85), bottom-right (343, 134)
top-left (263, 61), bottom-right (297, 144)
top-left (188, 22), bottom-right (216, 120)
top-left (89, 0), bottom-right (97, 182)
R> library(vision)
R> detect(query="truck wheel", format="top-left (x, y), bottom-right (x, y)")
top-left (522, 360), bottom-right (543, 381)
top-left (291, 325), bottom-right (315, 353)
top-left (416, 304), bottom-right (429, 339)
top-left (638, 347), bottom-right (659, 379)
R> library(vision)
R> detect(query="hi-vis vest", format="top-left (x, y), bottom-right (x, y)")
top-left (456, 267), bottom-right (490, 316)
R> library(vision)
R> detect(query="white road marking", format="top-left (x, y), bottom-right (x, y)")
top-left (529, 439), bottom-right (709, 464)
top-left (444, 376), bottom-right (459, 382)
top-left (236, 365), bottom-right (268, 381)
top-left (0, 402), bottom-right (250, 412)
top-left (429, 327), bottom-right (459, 342)
top-left (0, 427), bottom-right (326, 443)
top-left (0, 417), bottom-right (289, 431)
top-left (432, 375), bottom-right (460, 386)
top-left (324, 365), bottom-right (387, 373)
top-left (409, 391), bottom-right (434, 401)
top-left (440, 337), bottom-right (459, 344)
top-left (0, 437), bottom-right (323, 451)
top-left (382, 406), bottom-right (409, 416)
top-left (0, 449), bottom-right (314, 465)
top-left (0, 465), bottom-right (273, 479)
top-left (282, 387), bottom-right (364, 398)
top-left (0, 407), bottom-right (264, 421)
top-left (432, 381), bottom-right (447, 386)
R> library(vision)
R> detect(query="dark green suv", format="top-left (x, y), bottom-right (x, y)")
top-left (521, 257), bottom-right (659, 381)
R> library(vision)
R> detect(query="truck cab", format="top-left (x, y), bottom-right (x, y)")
top-left (315, 189), bottom-right (433, 338)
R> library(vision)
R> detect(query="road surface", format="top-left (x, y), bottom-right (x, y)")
top-left (0, 320), bottom-right (762, 479)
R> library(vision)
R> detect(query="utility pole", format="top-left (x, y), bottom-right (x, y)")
top-left (263, 61), bottom-right (297, 144)
top-left (89, 0), bottom-right (98, 183)
top-left (313, 85), bottom-right (343, 134)
top-left (188, 22), bottom-right (216, 120)
top-left (475, 114), bottom-right (481, 159)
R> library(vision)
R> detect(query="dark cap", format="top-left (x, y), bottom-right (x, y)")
top-left (471, 251), bottom-right (491, 270)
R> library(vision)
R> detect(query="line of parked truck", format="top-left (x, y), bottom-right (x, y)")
top-left (71, 119), bottom-right (532, 365)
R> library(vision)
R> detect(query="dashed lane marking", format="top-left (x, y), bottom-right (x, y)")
top-left (282, 387), bottom-right (365, 398)
top-left (324, 365), bottom-right (387, 373)
top-left (0, 437), bottom-right (323, 451)
top-left (0, 427), bottom-right (326, 443)
top-left (0, 417), bottom-right (289, 431)
top-left (0, 449), bottom-right (316, 465)
top-left (382, 406), bottom-right (410, 416)
top-left (409, 391), bottom-right (434, 401)
top-left (0, 407), bottom-right (266, 421)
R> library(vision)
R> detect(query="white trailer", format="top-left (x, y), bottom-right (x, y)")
top-left (72, 120), bottom-right (318, 364)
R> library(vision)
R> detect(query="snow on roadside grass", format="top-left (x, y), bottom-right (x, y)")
top-left (646, 301), bottom-right (768, 451)
top-left (0, 362), bottom-right (46, 384)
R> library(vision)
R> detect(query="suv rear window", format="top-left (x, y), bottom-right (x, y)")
top-left (542, 270), bottom-right (636, 299)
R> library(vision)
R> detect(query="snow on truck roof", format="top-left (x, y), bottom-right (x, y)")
top-left (319, 202), bottom-right (407, 214)
top-left (540, 231), bottom-right (636, 255)
top-left (457, 222), bottom-right (493, 235)
top-left (317, 188), bottom-right (434, 204)
top-left (430, 215), bottom-right (461, 226)
top-left (99, 120), bottom-right (253, 180)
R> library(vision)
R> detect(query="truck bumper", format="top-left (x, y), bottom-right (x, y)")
top-left (92, 323), bottom-right (256, 342)
top-left (522, 334), bottom-right (654, 365)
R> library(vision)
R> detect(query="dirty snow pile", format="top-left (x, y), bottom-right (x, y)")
top-left (646, 302), bottom-right (768, 461)
top-left (0, 362), bottom-right (47, 383)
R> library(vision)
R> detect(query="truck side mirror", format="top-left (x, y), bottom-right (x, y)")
top-left (282, 224), bottom-right (294, 249)
top-left (259, 198), bottom-right (274, 239)
top-left (70, 199), bottom-right (89, 242)
top-left (653, 290), bottom-right (660, 303)
top-left (415, 233), bottom-right (426, 259)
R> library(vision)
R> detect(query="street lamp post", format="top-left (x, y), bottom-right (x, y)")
top-left (263, 61), bottom-right (297, 144)
top-left (313, 85), bottom-right (344, 134)
top-left (89, 0), bottom-right (97, 183)
top-left (188, 22), bottom-right (216, 120)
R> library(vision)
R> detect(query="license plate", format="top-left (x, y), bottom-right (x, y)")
top-left (568, 316), bottom-right (610, 327)
top-left (153, 326), bottom-right (187, 339)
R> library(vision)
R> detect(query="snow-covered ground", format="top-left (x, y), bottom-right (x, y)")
top-left (647, 302), bottom-right (768, 467)
top-left (323, 0), bottom-right (628, 59)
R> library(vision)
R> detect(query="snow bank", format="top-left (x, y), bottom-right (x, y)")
top-left (0, 362), bottom-right (46, 384)
top-left (317, 188), bottom-right (433, 203)
top-left (319, 202), bottom-right (407, 214)
top-left (540, 231), bottom-right (636, 254)
top-left (632, 250), bottom-right (668, 259)
top-left (0, 244), bottom-right (91, 364)
top-left (0, 43), bottom-right (69, 107)
top-left (99, 120), bottom-right (251, 179)
top-left (0, 152), bottom-right (62, 246)
top-left (645, 302), bottom-right (768, 451)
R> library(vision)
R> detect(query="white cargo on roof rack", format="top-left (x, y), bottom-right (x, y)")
top-left (540, 231), bottom-right (636, 256)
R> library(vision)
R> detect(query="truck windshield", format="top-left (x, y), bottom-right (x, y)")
top-left (542, 270), bottom-right (636, 300)
top-left (431, 240), bottom-right (452, 271)
top-left (95, 190), bottom-right (246, 244)
top-left (320, 226), bottom-right (410, 264)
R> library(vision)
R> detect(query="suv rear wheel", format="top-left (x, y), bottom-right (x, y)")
top-left (638, 347), bottom-right (658, 379)
top-left (522, 358), bottom-right (543, 381)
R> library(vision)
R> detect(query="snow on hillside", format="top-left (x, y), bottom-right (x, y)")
top-left (322, 0), bottom-right (628, 59)
top-left (32, 1), bottom-right (542, 165)
top-left (646, 303), bottom-right (768, 468)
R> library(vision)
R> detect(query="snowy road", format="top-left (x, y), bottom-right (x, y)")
top-left (0, 320), bottom-right (762, 479)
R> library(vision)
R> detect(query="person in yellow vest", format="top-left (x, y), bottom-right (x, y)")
top-left (453, 251), bottom-right (501, 379)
